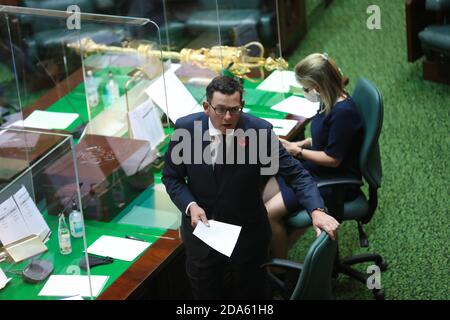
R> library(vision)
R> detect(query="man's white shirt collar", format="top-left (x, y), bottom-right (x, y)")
top-left (208, 118), bottom-right (234, 138)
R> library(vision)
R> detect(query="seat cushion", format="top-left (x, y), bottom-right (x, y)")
top-left (286, 193), bottom-right (370, 229)
top-left (418, 25), bottom-right (450, 54)
top-left (286, 209), bottom-right (312, 229)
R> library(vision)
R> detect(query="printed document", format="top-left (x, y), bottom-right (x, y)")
top-left (13, 186), bottom-right (50, 242)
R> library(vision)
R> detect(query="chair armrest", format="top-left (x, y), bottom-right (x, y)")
top-left (261, 258), bottom-right (303, 272)
top-left (317, 178), bottom-right (363, 188)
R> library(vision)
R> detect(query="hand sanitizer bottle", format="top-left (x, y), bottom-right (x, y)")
top-left (104, 70), bottom-right (119, 107)
top-left (58, 213), bottom-right (72, 255)
top-left (69, 200), bottom-right (84, 238)
top-left (86, 70), bottom-right (99, 108)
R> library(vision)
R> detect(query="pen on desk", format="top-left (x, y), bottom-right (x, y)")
top-left (125, 235), bottom-right (147, 242)
top-left (125, 234), bottom-right (175, 241)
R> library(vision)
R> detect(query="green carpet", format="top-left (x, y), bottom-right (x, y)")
top-left (286, 0), bottom-right (450, 300)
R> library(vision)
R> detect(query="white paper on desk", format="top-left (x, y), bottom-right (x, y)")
top-left (0, 267), bottom-right (12, 290)
top-left (13, 186), bottom-right (50, 242)
top-left (256, 70), bottom-right (302, 93)
top-left (22, 110), bottom-right (79, 130)
top-left (128, 98), bottom-right (165, 148)
top-left (262, 118), bottom-right (298, 136)
top-left (39, 275), bottom-right (108, 298)
top-left (87, 235), bottom-right (151, 262)
top-left (0, 131), bottom-right (40, 149)
top-left (271, 95), bottom-right (320, 118)
top-left (145, 69), bottom-right (202, 123)
top-left (0, 197), bottom-right (31, 246)
top-left (193, 220), bottom-right (242, 257)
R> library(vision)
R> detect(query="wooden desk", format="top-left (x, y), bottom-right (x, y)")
top-left (98, 229), bottom-right (191, 300)
top-left (0, 130), bottom-right (68, 183)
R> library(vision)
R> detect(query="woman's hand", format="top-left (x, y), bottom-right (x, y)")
top-left (297, 137), bottom-right (312, 149)
top-left (279, 138), bottom-right (301, 156)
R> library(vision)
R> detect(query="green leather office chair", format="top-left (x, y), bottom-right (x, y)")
top-left (262, 232), bottom-right (337, 300)
top-left (281, 78), bottom-right (387, 300)
top-left (418, 0), bottom-right (450, 58)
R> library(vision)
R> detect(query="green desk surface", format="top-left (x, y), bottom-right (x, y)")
top-left (2, 69), bottom-right (305, 300)
top-left (41, 68), bottom-right (302, 134)
top-left (0, 185), bottom-right (171, 300)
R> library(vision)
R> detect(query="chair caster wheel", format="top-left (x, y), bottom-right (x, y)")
top-left (373, 289), bottom-right (385, 300)
top-left (378, 260), bottom-right (388, 272)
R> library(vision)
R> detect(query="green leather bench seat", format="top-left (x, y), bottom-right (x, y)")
top-left (32, 24), bottom-right (126, 49)
top-left (186, 9), bottom-right (261, 31)
top-left (419, 25), bottom-right (450, 55)
top-left (185, 9), bottom-right (274, 47)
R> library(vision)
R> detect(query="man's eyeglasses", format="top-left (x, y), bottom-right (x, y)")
top-left (209, 103), bottom-right (242, 115)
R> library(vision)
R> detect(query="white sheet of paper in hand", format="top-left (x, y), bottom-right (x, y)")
top-left (38, 275), bottom-right (108, 297)
top-left (0, 267), bottom-right (12, 290)
top-left (256, 70), bottom-right (302, 93)
top-left (193, 220), bottom-right (242, 257)
top-left (270, 95), bottom-right (320, 118)
top-left (23, 110), bottom-right (79, 130)
top-left (87, 235), bottom-right (151, 261)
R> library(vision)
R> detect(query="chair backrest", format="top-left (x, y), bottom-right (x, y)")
top-left (351, 78), bottom-right (384, 190)
top-left (426, 0), bottom-right (450, 11)
top-left (197, 0), bottom-right (262, 10)
top-left (291, 232), bottom-right (337, 300)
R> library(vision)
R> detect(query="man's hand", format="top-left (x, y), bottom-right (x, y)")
top-left (310, 210), bottom-right (340, 240)
top-left (189, 203), bottom-right (210, 228)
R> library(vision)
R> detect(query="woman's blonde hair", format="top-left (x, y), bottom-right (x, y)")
top-left (294, 53), bottom-right (344, 114)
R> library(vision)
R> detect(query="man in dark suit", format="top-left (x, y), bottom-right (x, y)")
top-left (162, 76), bottom-right (339, 299)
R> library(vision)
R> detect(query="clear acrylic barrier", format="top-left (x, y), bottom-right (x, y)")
top-left (0, 7), bottom-right (182, 301)
top-left (0, 127), bottom-right (93, 300)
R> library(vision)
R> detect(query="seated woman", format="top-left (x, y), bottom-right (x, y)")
top-left (263, 53), bottom-right (364, 260)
